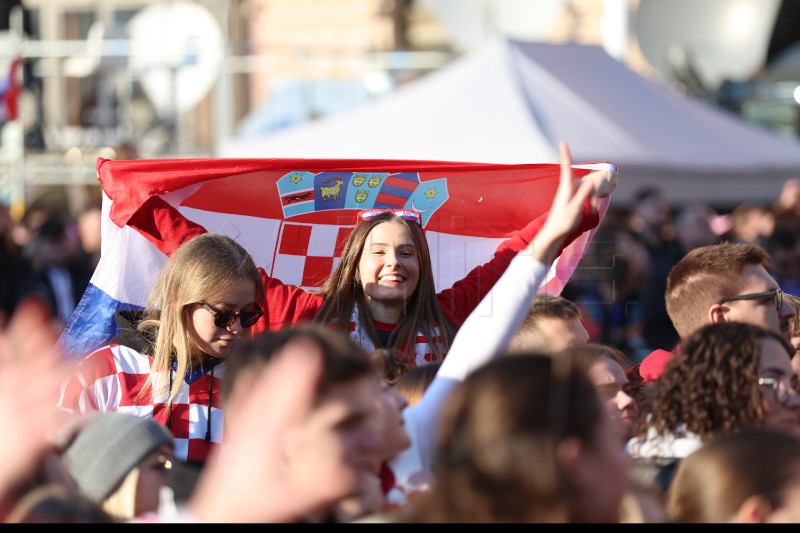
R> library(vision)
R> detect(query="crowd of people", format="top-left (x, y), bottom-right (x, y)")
top-left (3, 143), bottom-right (800, 522)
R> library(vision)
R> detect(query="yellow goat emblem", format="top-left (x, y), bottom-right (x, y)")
top-left (320, 178), bottom-right (344, 201)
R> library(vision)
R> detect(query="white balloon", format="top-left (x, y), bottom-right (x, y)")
top-left (127, 1), bottom-right (224, 117)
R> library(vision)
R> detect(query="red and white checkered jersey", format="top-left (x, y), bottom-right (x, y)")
top-left (58, 344), bottom-right (223, 464)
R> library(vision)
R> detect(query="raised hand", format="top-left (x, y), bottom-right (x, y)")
top-left (581, 167), bottom-right (617, 200)
top-left (528, 141), bottom-right (603, 266)
top-left (189, 340), bottom-right (361, 523)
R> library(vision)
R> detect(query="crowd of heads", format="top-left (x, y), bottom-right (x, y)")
top-left (7, 168), bottom-right (800, 523)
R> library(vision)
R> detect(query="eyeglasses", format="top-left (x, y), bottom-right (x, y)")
top-left (758, 374), bottom-right (799, 406)
top-left (717, 288), bottom-right (783, 311)
top-left (200, 302), bottom-right (264, 328)
top-left (358, 208), bottom-right (422, 225)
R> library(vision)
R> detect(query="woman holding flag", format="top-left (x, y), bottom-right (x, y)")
top-left (252, 145), bottom-right (616, 368)
top-left (58, 142), bottom-right (616, 370)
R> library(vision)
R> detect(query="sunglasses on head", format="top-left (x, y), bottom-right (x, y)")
top-left (358, 208), bottom-right (422, 225)
top-left (200, 302), bottom-right (264, 328)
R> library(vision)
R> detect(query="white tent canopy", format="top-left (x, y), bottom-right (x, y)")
top-left (219, 38), bottom-right (800, 207)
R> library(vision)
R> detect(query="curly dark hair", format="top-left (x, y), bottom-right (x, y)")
top-left (640, 322), bottom-right (792, 440)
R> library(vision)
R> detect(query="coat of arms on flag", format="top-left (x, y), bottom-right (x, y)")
top-left (275, 169), bottom-right (448, 287)
top-left (57, 156), bottom-right (613, 359)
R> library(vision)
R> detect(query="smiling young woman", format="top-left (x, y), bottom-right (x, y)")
top-left (250, 143), bottom-right (616, 368)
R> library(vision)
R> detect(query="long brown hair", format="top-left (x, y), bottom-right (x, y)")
top-left (314, 212), bottom-right (455, 365)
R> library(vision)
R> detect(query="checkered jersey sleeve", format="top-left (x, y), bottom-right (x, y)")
top-left (58, 344), bottom-right (151, 414)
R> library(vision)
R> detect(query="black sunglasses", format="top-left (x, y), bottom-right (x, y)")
top-left (200, 303), bottom-right (264, 328)
top-left (717, 288), bottom-right (783, 311)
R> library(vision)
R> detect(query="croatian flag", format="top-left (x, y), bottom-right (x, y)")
top-left (58, 157), bottom-right (613, 359)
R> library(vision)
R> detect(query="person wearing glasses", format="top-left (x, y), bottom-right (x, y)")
top-left (58, 233), bottom-right (266, 469)
top-left (250, 143), bottom-right (616, 369)
top-left (638, 241), bottom-right (795, 383)
top-left (626, 321), bottom-right (800, 496)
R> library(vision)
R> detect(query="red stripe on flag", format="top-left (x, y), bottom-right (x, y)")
top-left (383, 176), bottom-right (418, 192)
top-left (2, 58), bottom-right (21, 121)
top-left (376, 192), bottom-right (409, 207)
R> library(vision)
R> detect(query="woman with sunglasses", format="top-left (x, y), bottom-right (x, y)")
top-left (251, 144), bottom-right (616, 368)
top-left (58, 233), bottom-right (266, 468)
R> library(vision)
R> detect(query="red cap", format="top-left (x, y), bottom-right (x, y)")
top-left (639, 349), bottom-right (675, 383)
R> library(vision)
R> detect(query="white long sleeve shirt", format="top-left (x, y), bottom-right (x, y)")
top-left (384, 251), bottom-right (548, 506)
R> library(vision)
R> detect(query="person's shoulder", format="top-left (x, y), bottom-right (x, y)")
top-left (76, 342), bottom-right (150, 379)
top-left (111, 310), bottom-right (155, 353)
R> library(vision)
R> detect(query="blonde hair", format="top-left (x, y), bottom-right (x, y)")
top-left (101, 468), bottom-right (140, 521)
top-left (139, 233), bottom-right (265, 405)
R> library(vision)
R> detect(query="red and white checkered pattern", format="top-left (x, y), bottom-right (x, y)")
top-left (272, 222), bottom-right (352, 289)
top-left (58, 344), bottom-right (224, 464)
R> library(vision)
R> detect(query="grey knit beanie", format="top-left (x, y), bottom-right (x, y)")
top-left (62, 413), bottom-right (173, 503)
